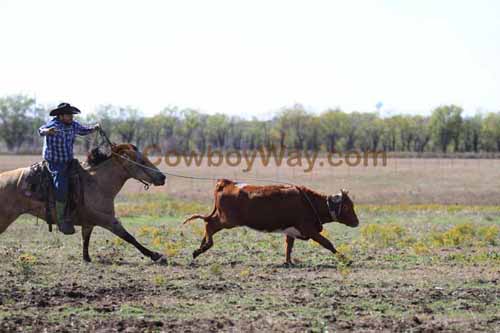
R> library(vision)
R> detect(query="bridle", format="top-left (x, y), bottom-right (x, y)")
top-left (98, 128), bottom-right (152, 190)
top-left (115, 150), bottom-right (152, 190)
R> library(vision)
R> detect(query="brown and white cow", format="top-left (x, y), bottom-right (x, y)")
top-left (183, 179), bottom-right (359, 264)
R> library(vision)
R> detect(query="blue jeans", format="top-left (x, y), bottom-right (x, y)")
top-left (47, 161), bottom-right (70, 202)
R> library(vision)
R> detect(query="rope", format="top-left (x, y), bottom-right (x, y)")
top-left (109, 150), bottom-right (327, 223)
top-left (79, 130), bottom-right (296, 185)
top-left (82, 129), bottom-right (332, 224)
top-left (110, 150), bottom-right (297, 186)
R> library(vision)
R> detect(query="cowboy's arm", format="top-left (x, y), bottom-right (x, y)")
top-left (74, 121), bottom-right (100, 136)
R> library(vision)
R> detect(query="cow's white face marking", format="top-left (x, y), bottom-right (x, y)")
top-left (329, 191), bottom-right (343, 219)
top-left (235, 182), bottom-right (248, 189)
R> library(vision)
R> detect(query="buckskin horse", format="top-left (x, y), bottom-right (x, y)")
top-left (0, 143), bottom-right (168, 263)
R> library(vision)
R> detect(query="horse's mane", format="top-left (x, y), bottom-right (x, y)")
top-left (86, 147), bottom-right (112, 167)
top-left (85, 144), bottom-right (138, 168)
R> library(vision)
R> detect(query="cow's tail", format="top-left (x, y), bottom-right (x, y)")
top-left (182, 204), bottom-right (217, 225)
top-left (183, 179), bottom-right (226, 225)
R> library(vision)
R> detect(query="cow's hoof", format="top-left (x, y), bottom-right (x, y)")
top-left (83, 256), bottom-right (92, 263)
top-left (283, 261), bottom-right (294, 267)
top-left (192, 251), bottom-right (200, 259)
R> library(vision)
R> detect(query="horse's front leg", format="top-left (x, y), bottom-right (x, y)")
top-left (81, 225), bottom-right (94, 262)
top-left (0, 213), bottom-right (20, 235)
top-left (102, 218), bottom-right (167, 264)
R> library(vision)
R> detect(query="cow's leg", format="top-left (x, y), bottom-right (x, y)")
top-left (81, 225), bottom-right (94, 262)
top-left (310, 233), bottom-right (337, 254)
top-left (285, 235), bottom-right (295, 265)
top-left (197, 235), bottom-right (208, 252)
top-left (309, 232), bottom-right (351, 265)
top-left (103, 218), bottom-right (166, 263)
top-left (193, 221), bottom-right (223, 259)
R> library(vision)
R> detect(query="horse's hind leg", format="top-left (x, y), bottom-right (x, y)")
top-left (81, 225), bottom-right (94, 262)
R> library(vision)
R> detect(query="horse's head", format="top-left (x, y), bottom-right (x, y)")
top-left (111, 144), bottom-right (166, 186)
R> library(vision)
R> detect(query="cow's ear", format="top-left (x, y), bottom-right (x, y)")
top-left (340, 189), bottom-right (349, 196)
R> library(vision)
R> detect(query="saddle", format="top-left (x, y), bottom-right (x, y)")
top-left (23, 159), bottom-right (85, 232)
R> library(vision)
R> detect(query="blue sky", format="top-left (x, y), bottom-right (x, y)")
top-left (0, 0), bottom-right (498, 118)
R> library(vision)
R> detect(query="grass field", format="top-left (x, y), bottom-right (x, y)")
top-left (0, 156), bottom-right (499, 331)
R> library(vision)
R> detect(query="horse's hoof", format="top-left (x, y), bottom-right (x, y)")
top-left (58, 221), bottom-right (76, 235)
top-left (336, 253), bottom-right (353, 266)
top-left (153, 254), bottom-right (168, 265)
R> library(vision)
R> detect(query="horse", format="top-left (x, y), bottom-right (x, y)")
top-left (0, 143), bottom-right (168, 263)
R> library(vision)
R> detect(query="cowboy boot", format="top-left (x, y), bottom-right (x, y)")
top-left (55, 201), bottom-right (75, 235)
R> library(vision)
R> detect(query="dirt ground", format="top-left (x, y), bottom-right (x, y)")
top-left (0, 207), bottom-right (498, 332)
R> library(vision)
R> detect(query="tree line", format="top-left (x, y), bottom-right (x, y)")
top-left (1, 94), bottom-right (499, 155)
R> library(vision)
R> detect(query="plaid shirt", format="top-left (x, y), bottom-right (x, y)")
top-left (39, 118), bottom-right (95, 162)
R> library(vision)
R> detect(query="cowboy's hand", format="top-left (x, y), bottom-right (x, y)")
top-left (93, 123), bottom-right (101, 131)
top-left (45, 127), bottom-right (58, 136)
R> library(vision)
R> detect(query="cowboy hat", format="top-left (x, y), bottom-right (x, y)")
top-left (49, 103), bottom-right (81, 116)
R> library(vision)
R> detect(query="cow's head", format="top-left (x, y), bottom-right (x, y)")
top-left (327, 189), bottom-right (359, 227)
top-left (112, 144), bottom-right (166, 186)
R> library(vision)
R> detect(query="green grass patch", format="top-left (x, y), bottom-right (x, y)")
top-left (115, 193), bottom-right (210, 218)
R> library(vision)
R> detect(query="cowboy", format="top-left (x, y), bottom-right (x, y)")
top-left (38, 103), bottom-right (100, 235)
